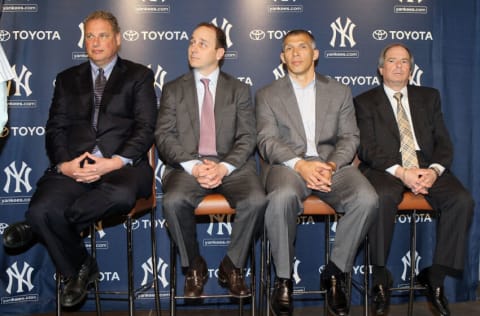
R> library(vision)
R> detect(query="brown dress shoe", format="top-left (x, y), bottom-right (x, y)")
top-left (184, 256), bottom-right (208, 298)
top-left (218, 256), bottom-right (250, 296)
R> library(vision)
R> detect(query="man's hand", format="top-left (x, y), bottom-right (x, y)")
top-left (396, 167), bottom-right (437, 195)
top-left (192, 159), bottom-right (228, 189)
top-left (59, 152), bottom-right (124, 183)
top-left (294, 159), bottom-right (333, 192)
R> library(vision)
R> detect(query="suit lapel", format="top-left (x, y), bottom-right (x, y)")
top-left (214, 72), bottom-right (230, 139)
top-left (407, 86), bottom-right (427, 149)
top-left (314, 76), bottom-right (331, 144)
top-left (278, 77), bottom-right (307, 143)
top-left (182, 72), bottom-right (201, 143)
top-left (76, 63), bottom-right (95, 117)
top-left (375, 87), bottom-right (401, 141)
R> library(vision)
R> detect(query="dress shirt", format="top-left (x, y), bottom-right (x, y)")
top-left (180, 68), bottom-right (235, 176)
top-left (284, 75), bottom-right (318, 169)
top-left (383, 84), bottom-right (444, 176)
top-left (89, 56), bottom-right (132, 166)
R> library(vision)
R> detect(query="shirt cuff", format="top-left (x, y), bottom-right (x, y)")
top-left (221, 162), bottom-right (236, 176)
top-left (181, 159), bottom-right (202, 175)
top-left (113, 155), bottom-right (132, 166)
top-left (284, 157), bottom-right (301, 170)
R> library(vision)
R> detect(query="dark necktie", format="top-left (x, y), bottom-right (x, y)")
top-left (92, 68), bottom-right (106, 131)
top-left (198, 78), bottom-right (217, 156)
top-left (394, 92), bottom-right (419, 168)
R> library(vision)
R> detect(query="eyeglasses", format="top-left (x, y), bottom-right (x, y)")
top-left (85, 32), bottom-right (111, 42)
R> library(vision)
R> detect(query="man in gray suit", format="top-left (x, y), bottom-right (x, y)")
top-left (256, 30), bottom-right (378, 316)
top-left (155, 22), bottom-right (266, 298)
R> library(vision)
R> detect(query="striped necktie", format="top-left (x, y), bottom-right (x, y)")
top-left (92, 68), bottom-right (106, 130)
top-left (394, 92), bottom-right (418, 168)
top-left (198, 78), bottom-right (217, 156)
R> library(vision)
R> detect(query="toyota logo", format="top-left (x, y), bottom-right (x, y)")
top-left (0, 30), bottom-right (11, 42)
top-left (123, 30), bottom-right (139, 42)
top-left (249, 29), bottom-right (266, 41)
top-left (372, 29), bottom-right (388, 41)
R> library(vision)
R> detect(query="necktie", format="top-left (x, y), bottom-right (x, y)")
top-left (92, 68), bottom-right (106, 131)
top-left (198, 78), bottom-right (217, 156)
top-left (394, 92), bottom-right (418, 168)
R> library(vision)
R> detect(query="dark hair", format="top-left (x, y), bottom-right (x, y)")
top-left (84, 10), bottom-right (120, 34)
top-left (282, 29), bottom-right (316, 51)
top-left (195, 22), bottom-right (227, 51)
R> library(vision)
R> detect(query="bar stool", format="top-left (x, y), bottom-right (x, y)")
top-left (56, 147), bottom-right (161, 316)
top-left (169, 193), bottom-right (256, 316)
top-left (259, 195), bottom-right (369, 316)
top-left (362, 191), bottom-right (433, 316)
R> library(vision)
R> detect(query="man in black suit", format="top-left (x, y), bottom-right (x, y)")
top-left (354, 43), bottom-right (473, 316)
top-left (3, 11), bottom-right (157, 308)
top-left (155, 23), bottom-right (266, 298)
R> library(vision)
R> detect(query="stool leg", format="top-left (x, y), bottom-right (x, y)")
top-left (127, 217), bottom-right (134, 316)
top-left (408, 210), bottom-right (417, 316)
top-left (56, 272), bottom-right (62, 316)
top-left (363, 236), bottom-right (369, 316)
top-left (170, 241), bottom-right (177, 316)
top-left (259, 229), bottom-right (266, 316)
top-left (265, 230), bottom-right (271, 316)
top-left (91, 225), bottom-right (102, 316)
top-left (150, 208), bottom-right (161, 316)
top-left (251, 239), bottom-right (256, 316)
top-left (323, 216), bottom-right (331, 316)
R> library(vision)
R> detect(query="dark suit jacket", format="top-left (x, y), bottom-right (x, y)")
top-left (155, 70), bottom-right (256, 172)
top-left (354, 85), bottom-right (453, 172)
top-left (45, 57), bottom-right (157, 166)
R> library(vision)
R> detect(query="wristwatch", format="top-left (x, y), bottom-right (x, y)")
top-left (429, 166), bottom-right (441, 177)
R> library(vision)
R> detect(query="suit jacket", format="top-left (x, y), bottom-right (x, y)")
top-left (354, 85), bottom-right (453, 172)
top-left (255, 73), bottom-right (359, 169)
top-left (155, 70), bottom-right (256, 172)
top-left (45, 57), bottom-right (157, 166)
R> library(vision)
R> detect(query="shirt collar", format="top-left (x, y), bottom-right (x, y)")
top-left (90, 55), bottom-right (118, 80)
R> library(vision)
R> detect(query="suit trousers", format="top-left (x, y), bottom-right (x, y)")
top-left (363, 168), bottom-right (473, 274)
top-left (162, 160), bottom-right (267, 268)
top-left (25, 160), bottom-right (153, 278)
top-left (263, 164), bottom-right (378, 278)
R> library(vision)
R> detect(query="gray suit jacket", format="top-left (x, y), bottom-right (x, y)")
top-left (256, 73), bottom-right (359, 170)
top-left (155, 70), bottom-right (256, 173)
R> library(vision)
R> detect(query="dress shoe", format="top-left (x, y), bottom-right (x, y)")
top-left (3, 221), bottom-right (34, 249)
top-left (372, 284), bottom-right (390, 316)
top-left (417, 269), bottom-right (450, 316)
top-left (61, 256), bottom-right (99, 307)
top-left (321, 273), bottom-right (349, 316)
top-left (217, 256), bottom-right (250, 296)
top-left (184, 256), bottom-right (208, 298)
top-left (270, 277), bottom-right (293, 316)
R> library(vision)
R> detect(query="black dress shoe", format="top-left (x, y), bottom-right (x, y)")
top-left (372, 284), bottom-right (390, 316)
top-left (184, 256), bottom-right (208, 298)
top-left (270, 277), bottom-right (293, 316)
top-left (417, 269), bottom-right (450, 316)
top-left (218, 256), bottom-right (250, 296)
top-left (61, 256), bottom-right (99, 307)
top-left (3, 221), bottom-right (34, 249)
top-left (321, 273), bottom-right (349, 316)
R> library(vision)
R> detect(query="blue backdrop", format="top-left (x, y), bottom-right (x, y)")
top-left (0, 0), bottom-right (478, 314)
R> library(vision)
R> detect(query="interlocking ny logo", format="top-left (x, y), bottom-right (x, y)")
top-left (4, 161), bottom-right (33, 193)
top-left (273, 63), bottom-right (286, 80)
top-left (409, 64), bottom-right (423, 86)
top-left (206, 214), bottom-right (232, 236)
top-left (6, 261), bottom-right (35, 294)
top-left (148, 64), bottom-right (167, 91)
top-left (292, 257), bottom-right (301, 284)
top-left (401, 250), bottom-right (421, 281)
top-left (141, 256), bottom-right (169, 288)
top-left (77, 22), bottom-right (85, 48)
top-left (329, 17), bottom-right (357, 48)
top-left (7, 65), bottom-right (33, 97)
top-left (211, 17), bottom-right (233, 48)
